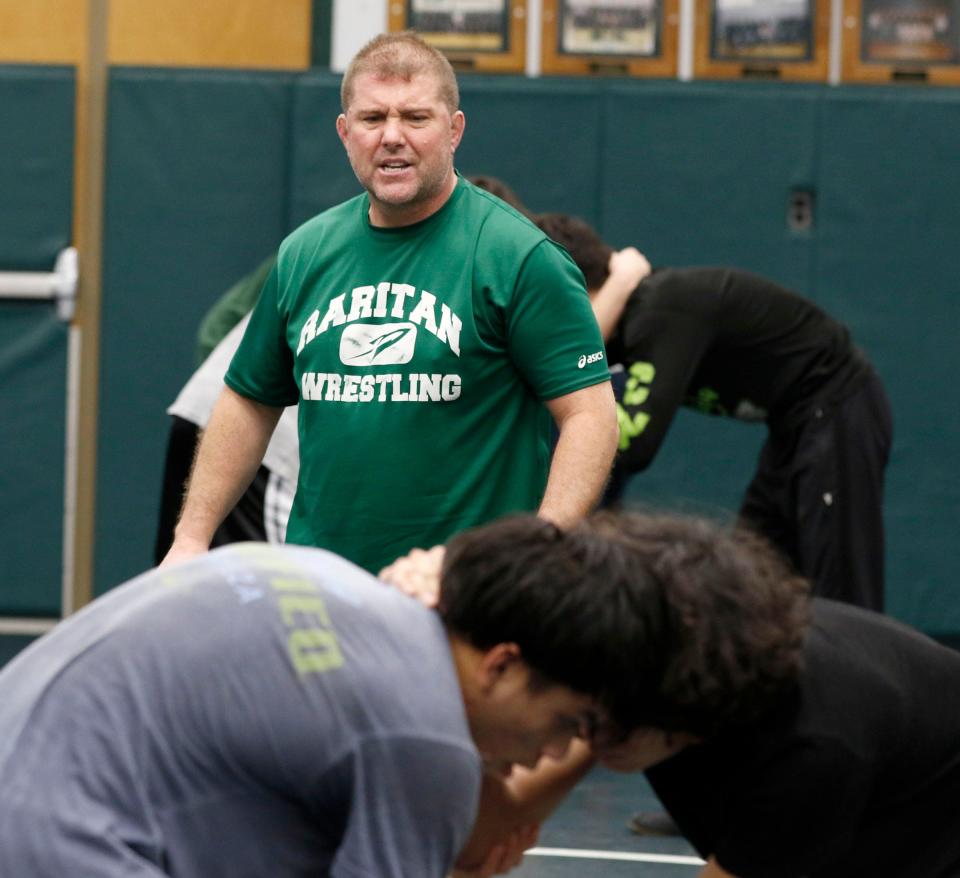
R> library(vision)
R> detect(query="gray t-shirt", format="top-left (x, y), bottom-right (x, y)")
top-left (0, 545), bottom-right (481, 877)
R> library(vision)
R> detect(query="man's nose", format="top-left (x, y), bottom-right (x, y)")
top-left (381, 115), bottom-right (404, 145)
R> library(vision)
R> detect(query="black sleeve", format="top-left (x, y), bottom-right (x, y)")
top-left (615, 290), bottom-right (716, 473)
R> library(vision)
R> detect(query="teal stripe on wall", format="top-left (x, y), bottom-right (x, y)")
top-left (311, 0), bottom-right (333, 68)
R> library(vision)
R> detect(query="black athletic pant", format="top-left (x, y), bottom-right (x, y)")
top-left (739, 371), bottom-right (893, 612)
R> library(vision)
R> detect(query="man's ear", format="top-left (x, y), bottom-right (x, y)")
top-left (476, 642), bottom-right (522, 693)
top-left (336, 113), bottom-right (348, 145)
top-left (450, 110), bottom-right (466, 153)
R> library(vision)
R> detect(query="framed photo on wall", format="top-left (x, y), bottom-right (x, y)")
top-left (694, 0), bottom-right (830, 80)
top-left (387, 0), bottom-right (528, 73)
top-left (540, 0), bottom-right (680, 77)
top-left (841, 0), bottom-right (960, 83)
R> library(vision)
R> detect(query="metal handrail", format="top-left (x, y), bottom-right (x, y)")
top-left (0, 247), bottom-right (78, 320)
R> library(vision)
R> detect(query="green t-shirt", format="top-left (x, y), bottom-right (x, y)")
top-left (226, 177), bottom-right (609, 572)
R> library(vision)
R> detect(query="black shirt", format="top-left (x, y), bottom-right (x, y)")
top-left (607, 268), bottom-right (871, 473)
top-left (647, 600), bottom-right (960, 877)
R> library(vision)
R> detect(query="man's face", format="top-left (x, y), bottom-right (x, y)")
top-left (336, 72), bottom-right (465, 227)
top-left (467, 653), bottom-right (600, 776)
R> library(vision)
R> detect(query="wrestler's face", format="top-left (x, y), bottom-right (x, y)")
top-left (467, 649), bottom-right (599, 776)
top-left (337, 72), bottom-right (465, 227)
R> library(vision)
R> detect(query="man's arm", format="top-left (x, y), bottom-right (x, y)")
top-left (161, 386), bottom-right (282, 566)
top-left (539, 381), bottom-right (619, 528)
top-left (590, 247), bottom-right (651, 341)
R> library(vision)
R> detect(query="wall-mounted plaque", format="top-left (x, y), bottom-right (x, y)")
top-left (842, 0), bottom-right (960, 82)
top-left (541, 0), bottom-right (679, 76)
top-left (694, 0), bottom-right (830, 79)
top-left (388, 0), bottom-right (527, 72)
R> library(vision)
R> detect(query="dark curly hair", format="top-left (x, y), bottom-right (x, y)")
top-left (582, 512), bottom-right (811, 736)
top-left (438, 511), bottom-right (810, 738)
top-left (535, 212), bottom-right (613, 290)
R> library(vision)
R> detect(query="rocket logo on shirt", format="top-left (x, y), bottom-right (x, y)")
top-left (296, 281), bottom-right (463, 404)
top-left (339, 323), bottom-right (417, 366)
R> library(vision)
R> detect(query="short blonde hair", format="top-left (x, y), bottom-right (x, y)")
top-left (340, 31), bottom-right (460, 113)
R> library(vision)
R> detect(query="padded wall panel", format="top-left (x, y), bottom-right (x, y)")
top-left (0, 65), bottom-right (72, 619)
top-left (816, 87), bottom-right (960, 633)
top-left (0, 65), bottom-right (74, 270)
top-left (95, 68), bottom-right (294, 594)
top-left (598, 81), bottom-right (818, 288)
top-left (0, 304), bottom-right (67, 615)
top-left (606, 82), bottom-right (819, 528)
top-left (287, 72), bottom-right (360, 227)
top-left (456, 77), bottom-right (605, 223)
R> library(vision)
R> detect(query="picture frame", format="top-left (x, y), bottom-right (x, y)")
top-left (540, 0), bottom-right (680, 77)
top-left (841, 0), bottom-right (960, 83)
top-left (387, 0), bottom-right (528, 73)
top-left (694, 0), bottom-right (830, 80)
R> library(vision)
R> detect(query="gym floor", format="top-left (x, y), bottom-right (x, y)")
top-left (514, 768), bottom-right (703, 877)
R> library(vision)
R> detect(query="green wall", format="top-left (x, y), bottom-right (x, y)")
top-left (0, 66), bottom-right (73, 631)
top-left (95, 68), bottom-right (296, 592)
top-left (11, 67), bottom-right (951, 636)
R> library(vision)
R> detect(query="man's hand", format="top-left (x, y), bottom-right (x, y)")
top-left (158, 387), bottom-right (283, 569)
top-left (451, 824), bottom-right (539, 878)
top-left (378, 545), bottom-right (445, 607)
top-left (159, 534), bottom-right (210, 569)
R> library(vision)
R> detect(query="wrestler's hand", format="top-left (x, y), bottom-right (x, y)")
top-left (378, 545), bottom-right (445, 607)
top-left (607, 247), bottom-right (651, 292)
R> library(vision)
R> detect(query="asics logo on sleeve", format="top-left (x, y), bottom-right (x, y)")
top-left (578, 350), bottom-right (605, 369)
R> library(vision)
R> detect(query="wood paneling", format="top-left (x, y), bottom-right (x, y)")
top-left (0, 0), bottom-right (313, 69)
top-left (0, 0), bottom-right (87, 63)
top-left (108, 0), bottom-right (312, 69)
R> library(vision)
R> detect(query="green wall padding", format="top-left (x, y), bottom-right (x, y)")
top-left (815, 87), bottom-right (960, 634)
top-left (598, 81), bottom-right (818, 287)
top-left (0, 65), bottom-right (73, 617)
top-left (0, 305), bottom-right (67, 615)
top-left (456, 77), bottom-right (606, 222)
top-left (288, 72), bottom-right (360, 227)
top-left (0, 65), bottom-right (75, 271)
top-left (310, 0), bottom-right (334, 68)
top-left (95, 68), bottom-right (296, 594)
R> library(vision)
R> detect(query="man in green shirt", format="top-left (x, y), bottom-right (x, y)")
top-left (162, 32), bottom-right (617, 573)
